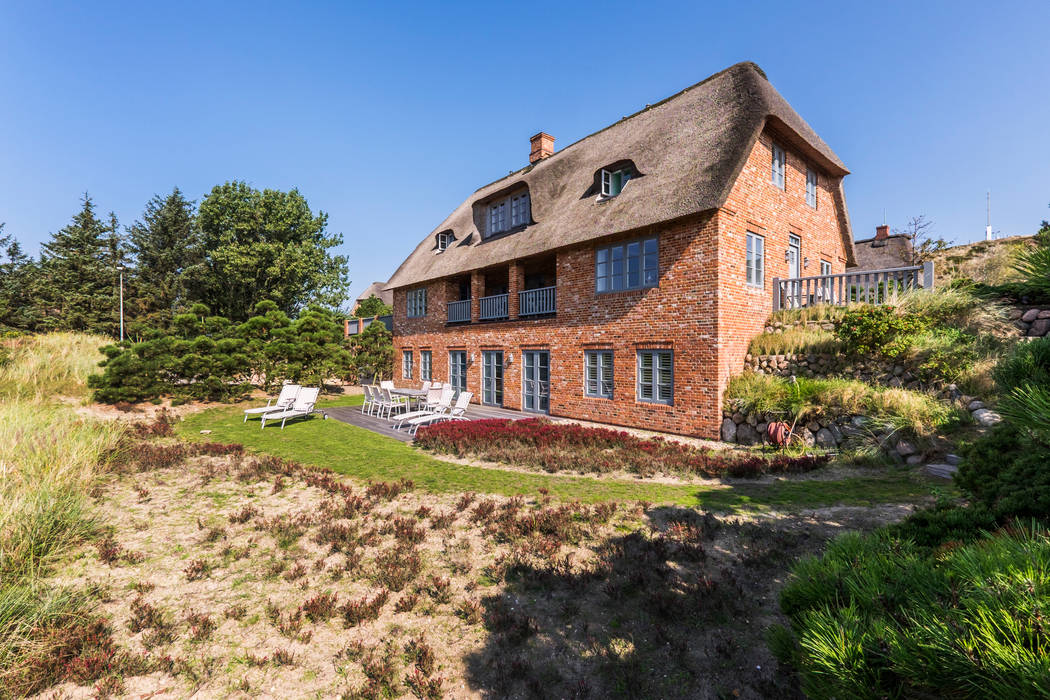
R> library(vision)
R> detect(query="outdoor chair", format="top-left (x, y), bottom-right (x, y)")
top-left (243, 384), bottom-right (300, 422)
top-left (420, 380), bottom-right (432, 392)
top-left (380, 380), bottom-right (395, 390)
top-left (394, 385), bottom-right (454, 429)
top-left (361, 385), bottom-right (378, 414)
top-left (407, 391), bottom-right (473, 434)
top-left (374, 387), bottom-right (408, 419)
top-left (260, 387), bottom-right (326, 429)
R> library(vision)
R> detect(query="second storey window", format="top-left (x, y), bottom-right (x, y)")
top-left (406, 288), bottom-right (427, 317)
top-left (436, 231), bottom-right (453, 251)
top-left (806, 169), bottom-right (818, 208)
top-left (510, 193), bottom-right (530, 227)
top-left (601, 168), bottom-right (631, 197)
top-left (402, 350), bottom-right (413, 380)
top-left (596, 237), bottom-right (658, 293)
top-left (584, 350), bottom-right (613, 399)
top-left (637, 350), bottom-right (673, 404)
top-left (488, 201), bottom-right (507, 235)
top-left (820, 259), bottom-right (832, 276)
top-left (420, 350), bottom-right (432, 381)
top-left (746, 232), bottom-right (764, 287)
top-left (771, 143), bottom-right (786, 190)
top-left (485, 190), bottom-right (531, 236)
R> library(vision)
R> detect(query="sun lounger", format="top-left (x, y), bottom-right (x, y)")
top-left (394, 385), bottom-right (454, 429)
top-left (407, 392), bottom-right (472, 434)
top-left (260, 387), bottom-right (325, 429)
top-left (243, 384), bottom-right (301, 422)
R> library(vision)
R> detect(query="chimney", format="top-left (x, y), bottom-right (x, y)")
top-left (529, 132), bottom-right (554, 164)
top-left (875, 224), bottom-right (889, 241)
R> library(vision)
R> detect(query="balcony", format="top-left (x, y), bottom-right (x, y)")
top-left (518, 286), bottom-right (556, 316)
top-left (447, 299), bottom-right (471, 323)
top-left (479, 293), bottom-right (509, 320)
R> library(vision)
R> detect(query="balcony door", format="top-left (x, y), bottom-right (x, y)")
top-left (482, 351), bottom-right (503, 406)
top-left (522, 350), bottom-right (549, 414)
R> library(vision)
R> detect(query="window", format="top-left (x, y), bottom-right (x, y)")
top-left (436, 231), bottom-right (453, 251)
top-left (402, 350), bottom-right (413, 380)
top-left (584, 351), bottom-right (613, 398)
top-left (637, 350), bottom-right (672, 404)
top-left (486, 190), bottom-right (530, 236)
top-left (745, 232), bottom-right (765, 287)
top-left (420, 350), bottom-right (432, 381)
top-left (406, 288), bottom-right (427, 317)
top-left (596, 237), bottom-right (658, 293)
top-left (788, 234), bottom-right (801, 279)
top-left (449, 351), bottom-right (467, 395)
top-left (771, 143), bottom-right (786, 189)
top-left (600, 168), bottom-right (632, 197)
top-left (820, 259), bottom-right (832, 276)
top-left (806, 169), bottom-right (818, 208)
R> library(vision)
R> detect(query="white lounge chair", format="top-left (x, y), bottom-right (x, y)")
top-left (407, 391), bottom-right (473, 434)
top-left (394, 385), bottom-right (454, 429)
top-left (361, 385), bottom-right (377, 414)
top-left (243, 384), bottom-right (300, 422)
top-left (374, 387), bottom-right (408, 419)
top-left (260, 387), bottom-right (326, 429)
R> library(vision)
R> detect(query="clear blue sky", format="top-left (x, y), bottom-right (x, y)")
top-left (2, 1), bottom-right (1048, 302)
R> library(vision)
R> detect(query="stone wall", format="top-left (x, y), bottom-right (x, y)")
top-left (1010, 307), bottom-right (1050, 337)
top-left (741, 352), bottom-right (935, 390)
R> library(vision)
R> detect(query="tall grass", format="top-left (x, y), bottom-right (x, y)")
top-left (0, 334), bottom-right (121, 693)
top-left (747, 327), bottom-right (843, 355)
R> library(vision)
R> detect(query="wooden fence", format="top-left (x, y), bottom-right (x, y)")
top-left (772, 262), bottom-right (934, 311)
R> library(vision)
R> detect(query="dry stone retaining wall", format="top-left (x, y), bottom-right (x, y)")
top-left (1009, 307), bottom-right (1050, 337)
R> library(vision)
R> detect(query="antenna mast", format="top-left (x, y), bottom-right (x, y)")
top-left (986, 191), bottom-right (993, 241)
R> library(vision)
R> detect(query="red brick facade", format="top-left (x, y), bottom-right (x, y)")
top-left (391, 128), bottom-right (850, 438)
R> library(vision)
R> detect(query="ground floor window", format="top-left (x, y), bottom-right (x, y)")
top-left (637, 350), bottom-right (673, 404)
top-left (584, 350), bottom-right (613, 398)
top-left (402, 350), bottom-right (413, 380)
top-left (420, 350), bottom-right (432, 381)
top-left (482, 351), bottom-right (503, 406)
top-left (449, 351), bottom-right (467, 395)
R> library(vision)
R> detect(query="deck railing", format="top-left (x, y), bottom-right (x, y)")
top-left (447, 299), bottom-right (471, 323)
top-left (518, 286), bottom-right (557, 316)
top-left (479, 293), bottom-right (509, 320)
top-left (772, 262), bottom-right (934, 311)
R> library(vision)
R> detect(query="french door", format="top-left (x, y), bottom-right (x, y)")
top-left (522, 351), bottom-right (550, 413)
top-left (448, 351), bottom-right (467, 396)
top-left (481, 351), bottom-right (503, 406)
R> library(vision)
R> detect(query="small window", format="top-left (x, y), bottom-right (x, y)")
top-left (584, 351), bottom-right (613, 399)
top-left (436, 232), bottom-right (453, 251)
top-left (637, 350), bottom-right (673, 404)
top-left (806, 169), bottom-right (818, 208)
top-left (600, 168), bottom-right (632, 197)
top-left (510, 193), bottom-right (530, 227)
top-left (820, 259), bottom-right (832, 276)
top-left (420, 350), bottom-right (432, 381)
top-left (746, 232), bottom-right (765, 287)
top-left (488, 201), bottom-right (507, 235)
top-left (596, 236), bottom-right (658, 293)
top-left (406, 288), bottom-right (427, 317)
top-left (402, 350), bottom-right (413, 380)
top-left (771, 143), bottom-right (786, 190)
top-left (485, 190), bottom-right (530, 237)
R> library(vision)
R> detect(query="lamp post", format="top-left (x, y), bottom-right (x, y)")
top-left (118, 265), bottom-right (125, 342)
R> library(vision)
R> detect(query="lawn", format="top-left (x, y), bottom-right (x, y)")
top-left (178, 396), bottom-right (952, 513)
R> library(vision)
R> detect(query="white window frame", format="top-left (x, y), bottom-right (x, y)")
top-left (806, 168), bottom-right (818, 208)
top-left (596, 236), bottom-right (658, 293)
top-left (584, 350), bottom-right (614, 399)
top-left (449, 350), bottom-right (467, 395)
top-left (746, 232), bottom-right (765, 287)
top-left (486, 190), bottom-right (530, 237)
top-left (637, 350), bottom-right (673, 405)
top-left (436, 232), bottom-right (453, 251)
top-left (600, 168), bottom-right (632, 197)
top-left (402, 350), bottom-right (413, 380)
top-left (771, 143), bottom-right (786, 190)
top-left (510, 192), bottom-right (530, 227)
top-left (406, 288), bottom-right (427, 318)
top-left (788, 234), bottom-right (802, 279)
top-left (420, 350), bottom-right (432, 381)
top-left (820, 259), bottom-right (832, 276)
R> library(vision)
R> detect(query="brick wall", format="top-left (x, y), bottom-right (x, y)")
top-left (391, 127), bottom-right (850, 439)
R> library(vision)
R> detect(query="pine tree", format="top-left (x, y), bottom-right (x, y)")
top-left (0, 224), bottom-right (41, 331)
top-left (39, 194), bottom-right (122, 334)
top-left (125, 187), bottom-right (201, 324)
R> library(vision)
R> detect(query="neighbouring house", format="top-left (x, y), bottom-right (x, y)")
top-left (351, 281), bottom-right (394, 315)
top-left (853, 224), bottom-right (914, 270)
top-left (384, 62), bottom-right (856, 438)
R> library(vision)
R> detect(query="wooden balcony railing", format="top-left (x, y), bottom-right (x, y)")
top-left (518, 286), bottom-right (556, 316)
top-left (479, 293), bottom-right (509, 320)
top-left (447, 299), bottom-right (471, 323)
top-left (773, 262), bottom-right (934, 311)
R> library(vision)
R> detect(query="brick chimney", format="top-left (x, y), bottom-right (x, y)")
top-left (875, 224), bottom-right (890, 241)
top-left (529, 132), bottom-right (554, 164)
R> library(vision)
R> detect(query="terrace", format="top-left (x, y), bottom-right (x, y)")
top-left (327, 399), bottom-right (527, 443)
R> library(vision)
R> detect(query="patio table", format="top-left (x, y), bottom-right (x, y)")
top-left (391, 387), bottom-right (427, 411)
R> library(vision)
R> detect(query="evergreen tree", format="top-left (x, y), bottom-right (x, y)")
top-left (39, 194), bottom-right (122, 334)
top-left (0, 224), bottom-right (41, 331)
top-left (126, 187), bottom-right (201, 324)
top-left (352, 294), bottom-right (392, 319)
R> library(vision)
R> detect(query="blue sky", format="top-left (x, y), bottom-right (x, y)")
top-left (1, 1), bottom-right (1047, 302)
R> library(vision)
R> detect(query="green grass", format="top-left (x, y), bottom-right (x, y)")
top-left (178, 398), bottom-right (951, 512)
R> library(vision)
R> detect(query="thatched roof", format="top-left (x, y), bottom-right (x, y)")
top-left (386, 62), bottom-right (853, 290)
top-left (354, 281), bottom-right (393, 307)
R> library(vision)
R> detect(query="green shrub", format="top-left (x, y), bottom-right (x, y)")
top-left (834, 305), bottom-right (923, 357)
top-left (994, 336), bottom-right (1050, 394)
top-left (773, 523), bottom-right (1050, 699)
top-left (1013, 245), bottom-right (1050, 298)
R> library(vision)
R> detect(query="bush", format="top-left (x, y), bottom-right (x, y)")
top-left (772, 523), bottom-right (1050, 699)
top-left (1013, 245), bottom-right (1050, 298)
top-left (834, 305), bottom-right (922, 357)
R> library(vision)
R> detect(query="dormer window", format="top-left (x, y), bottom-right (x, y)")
top-left (436, 231), bottom-right (454, 251)
top-left (484, 189), bottom-right (530, 237)
top-left (601, 168), bottom-right (632, 197)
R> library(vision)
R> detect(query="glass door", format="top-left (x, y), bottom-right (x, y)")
top-left (522, 351), bottom-right (549, 413)
top-left (448, 351), bottom-right (467, 396)
top-left (482, 351), bottom-right (503, 406)
top-left (787, 234), bottom-right (802, 304)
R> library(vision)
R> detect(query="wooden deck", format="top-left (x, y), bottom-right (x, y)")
top-left (326, 402), bottom-right (534, 443)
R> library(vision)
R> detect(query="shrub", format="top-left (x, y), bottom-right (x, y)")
top-left (834, 305), bottom-right (923, 357)
top-left (773, 523), bottom-right (1050, 699)
top-left (1013, 244), bottom-right (1050, 298)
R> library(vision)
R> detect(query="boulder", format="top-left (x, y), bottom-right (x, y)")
top-left (1021, 308), bottom-right (1041, 322)
top-left (797, 430), bottom-right (816, 447)
top-left (906, 455), bottom-right (924, 466)
top-left (1008, 308), bottom-right (1024, 320)
top-left (732, 412), bottom-right (745, 424)
top-left (720, 418), bottom-right (737, 442)
top-left (924, 463), bottom-right (958, 479)
top-left (896, 439), bottom-right (917, 457)
top-left (736, 423), bottom-right (760, 445)
top-left (814, 428), bottom-right (837, 448)
top-left (1029, 319), bottom-right (1050, 337)
top-left (1039, 310), bottom-right (1050, 319)
top-left (945, 453), bottom-right (962, 466)
top-left (972, 408), bottom-right (1002, 427)
top-left (967, 400), bottom-right (985, 411)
